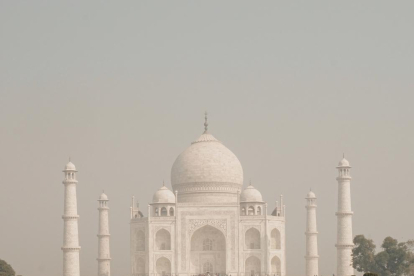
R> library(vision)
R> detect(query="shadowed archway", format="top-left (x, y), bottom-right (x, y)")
top-left (190, 225), bottom-right (226, 274)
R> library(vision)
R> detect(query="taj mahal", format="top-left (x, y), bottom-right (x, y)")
top-left (60, 114), bottom-right (355, 276)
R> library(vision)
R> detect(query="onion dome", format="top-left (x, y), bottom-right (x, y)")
top-left (64, 161), bottom-right (77, 171)
top-left (240, 184), bottom-right (263, 202)
top-left (306, 190), bottom-right (316, 199)
top-left (99, 192), bottom-right (108, 201)
top-left (153, 184), bottom-right (176, 204)
top-left (171, 113), bottom-right (243, 203)
top-left (338, 157), bottom-right (350, 167)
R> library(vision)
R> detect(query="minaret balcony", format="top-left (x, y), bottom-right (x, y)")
top-left (62, 215), bottom-right (79, 219)
top-left (335, 244), bottom-right (354, 248)
top-left (335, 211), bottom-right (353, 216)
top-left (61, 246), bottom-right (81, 251)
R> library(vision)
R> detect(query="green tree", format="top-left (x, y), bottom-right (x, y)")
top-left (0, 259), bottom-right (15, 276)
top-left (363, 273), bottom-right (378, 276)
top-left (352, 235), bottom-right (414, 276)
top-left (353, 235), bottom-right (377, 273)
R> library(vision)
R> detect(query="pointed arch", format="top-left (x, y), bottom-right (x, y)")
top-left (190, 225), bottom-right (226, 274)
top-left (155, 229), bottom-right (171, 250)
top-left (271, 228), bottom-right (281, 249)
top-left (271, 256), bottom-right (281, 276)
top-left (245, 228), bottom-right (261, 249)
top-left (156, 257), bottom-right (171, 276)
top-left (245, 256), bottom-right (261, 276)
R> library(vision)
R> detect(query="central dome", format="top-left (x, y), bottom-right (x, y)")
top-left (171, 131), bottom-right (243, 203)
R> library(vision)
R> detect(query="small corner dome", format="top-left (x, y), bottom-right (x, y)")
top-left (99, 192), bottom-right (108, 200)
top-left (240, 185), bottom-right (263, 202)
top-left (153, 185), bottom-right (176, 203)
top-left (307, 191), bottom-right (316, 198)
top-left (64, 161), bottom-right (76, 171)
top-left (338, 158), bottom-right (350, 167)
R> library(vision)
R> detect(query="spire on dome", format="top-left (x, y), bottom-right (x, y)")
top-left (204, 111), bottom-right (208, 133)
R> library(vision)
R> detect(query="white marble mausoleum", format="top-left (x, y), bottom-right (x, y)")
top-left (129, 120), bottom-right (286, 276)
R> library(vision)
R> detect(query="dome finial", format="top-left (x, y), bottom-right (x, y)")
top-left (204, 111), bottom-right (208, 133)
top-left (163, 180), bottom-right (165, 187)
top-left (343, 153), bottom-right (345, 158)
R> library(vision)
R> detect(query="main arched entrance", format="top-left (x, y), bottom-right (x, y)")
top-left (190, 225), bottom-right (226, 274)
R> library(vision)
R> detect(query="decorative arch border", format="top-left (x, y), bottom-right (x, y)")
top-left (155, 254), bottom-right (172, 262)
top-left (188, 219), bottom-right (227, 236)
top-left (269, 252), bottom-right (282, 259)
top-left (154, 226), bottom-right (171, 234)
top-left (244, 252), bottom-right (262, 259)
top-left (243, 225), bottom-right (261, 234)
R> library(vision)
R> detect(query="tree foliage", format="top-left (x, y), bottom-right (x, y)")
top-left (353, 235), bottom-right (414, 276)
top-left (0, 259), bottom-right (15, 276)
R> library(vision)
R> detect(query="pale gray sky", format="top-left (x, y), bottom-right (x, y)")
top-left (1, 1), bottom-right (413, 276)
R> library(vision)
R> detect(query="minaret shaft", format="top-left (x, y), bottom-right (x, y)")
top-left (336, 159), bottom-right (354, 276)
top-left (305, 192), bottom-right (319, 276)
top-left (62, 163), bottom-right (81, 276)
top-left (98, 194), bottom-right (111, 276)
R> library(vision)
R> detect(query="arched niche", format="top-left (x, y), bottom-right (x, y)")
top-left (245, 256), bottom-right (261, 276)
top-left (156, 257), bottom-right (171, 276)
top-left (270, 228), bottom-right (281, 250)
top-left (155, 229), bottom-right (171, 250)
top-left (271, 256), bottom-right (281, 276)
top-left (245, 228), bottom-right (260, 249)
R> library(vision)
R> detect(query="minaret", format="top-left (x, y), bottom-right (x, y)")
top-left (62, 161), bottom-right (81, 276)
top-left (305, 190), bottom-right (319, 276)
top-left (97, 192), bottom-right (111, 276)
top-left (335, 156), bottom-right (354, 276)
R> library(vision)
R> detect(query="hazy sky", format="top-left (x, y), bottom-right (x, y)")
top-left (1, 1), bottom-right (413, 276)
